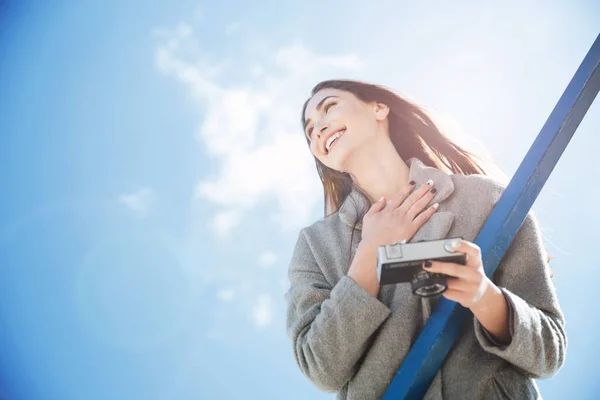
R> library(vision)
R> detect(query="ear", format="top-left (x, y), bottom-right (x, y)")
top-left (374, 102), bottom-right (390, 121)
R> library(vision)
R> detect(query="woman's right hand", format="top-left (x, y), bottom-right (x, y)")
top-left (360, 180), bottom-right (439, 250)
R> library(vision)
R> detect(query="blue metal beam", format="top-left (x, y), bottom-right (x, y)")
top-left (383, 32), bottom-right (600, 400)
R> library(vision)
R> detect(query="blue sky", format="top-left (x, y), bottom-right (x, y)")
top-left (0, 0), bottom-right (599, 399)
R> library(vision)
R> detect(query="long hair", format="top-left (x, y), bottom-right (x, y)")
top-left (301, 79), bottom-right (491, 215)
top-left (301, 79), bottom-right (496, 266)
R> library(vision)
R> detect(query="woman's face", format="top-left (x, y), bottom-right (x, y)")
top-left (303, 88), bottom-right (389, 172)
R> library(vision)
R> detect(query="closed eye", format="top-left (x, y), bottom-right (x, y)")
top-left (305, 100), bottom-right (338, 139)
top-left (324, 101), bottom-right (337, 113)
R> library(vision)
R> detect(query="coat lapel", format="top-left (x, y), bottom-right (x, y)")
top-left (338, 158), bottom-right (455, 242)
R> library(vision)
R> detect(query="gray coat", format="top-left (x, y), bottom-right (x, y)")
top-left (285, 158), bottom-right (567, 399)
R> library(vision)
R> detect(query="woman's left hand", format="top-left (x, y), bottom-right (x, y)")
top-left (423, 239), bottom-right (497, 309)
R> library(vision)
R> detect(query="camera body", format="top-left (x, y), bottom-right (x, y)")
top-left (376, 237), bottom-right (467, 297)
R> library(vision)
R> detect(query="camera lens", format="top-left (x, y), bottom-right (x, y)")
top-left (411, 271), bottom-right (447, 297)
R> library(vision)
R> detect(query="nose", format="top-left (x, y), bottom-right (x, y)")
top-left (314, 121), bottom-right (330, 138)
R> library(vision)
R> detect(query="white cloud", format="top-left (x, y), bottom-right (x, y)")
top-left (154, 24), bottom-right (366, 236)
top-left (152, 20), bottom-right (365, 338)
top-left (251, 294), bottom-right (274, 330)
top-left (258, 251), bottom-right (277, 268)
top-left (118, 188), bottom-right (153, 218)
top-left (274, 41), bottom-right (366, 76)
top-left (212, 210), bottom-right (242, 238)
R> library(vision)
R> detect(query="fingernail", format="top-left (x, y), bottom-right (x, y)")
top-left (379, 196), bottom-right (385, 202)
top-left (433, 203), bottom-right (439, 209)
top-left (451, 239), bottom-right (461, 249)
top-left (424, 260), bottom-right (432, 268)
top-left (409, 180), bottom-right (416, 186)
top-left (430, 188), bottom-right (437, 194)
top-left (426, 179), bottom-right (434, 186)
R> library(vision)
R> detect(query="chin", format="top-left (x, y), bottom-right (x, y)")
top-left (323, 155), bottom-right (349, 174)
top-left (330, 146), bottom-right (356, 172)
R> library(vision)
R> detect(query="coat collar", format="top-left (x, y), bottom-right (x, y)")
top-left (338, 158), bottom-right (455, 242)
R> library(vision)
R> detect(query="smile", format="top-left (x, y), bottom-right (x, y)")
top-left (326, 129), bottom-right (346, 152)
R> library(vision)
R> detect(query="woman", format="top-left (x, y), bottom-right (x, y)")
top-left (285, 80), bottom-right (566, 399)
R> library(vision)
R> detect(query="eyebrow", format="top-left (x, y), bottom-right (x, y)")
top-left (304, 95), bottom-right (339, 131)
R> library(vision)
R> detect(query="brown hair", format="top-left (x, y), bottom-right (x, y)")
top-left (300, 79), bottom-right (556, 271)
top-left (301, 79), bottom-right (494, 266)
top-left (301, 79), bottom-right (491, 214)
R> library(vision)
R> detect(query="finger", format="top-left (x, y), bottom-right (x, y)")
top-left (423, 260), bottom-right (471, 280)
top-left (406, 185), bottom-right (438, 220)
top-left (367, 196), bottom-right (387, 214)
top-left (412, 202), bottom-right (439, 226)
top-left (447, 239), bottom-right (482, 268)
top-left (385, 181), bottom-right (416, 210)
top-left (397, 180), bottom-right (435, 213)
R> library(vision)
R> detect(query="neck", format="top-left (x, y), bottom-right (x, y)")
top-left (346, 135), bottom-right (411, 203)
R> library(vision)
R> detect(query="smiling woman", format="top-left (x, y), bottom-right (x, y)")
top-left (285, 79), bottom-right (566, 400)
top-left (301, 81), bottom-right (488, 215)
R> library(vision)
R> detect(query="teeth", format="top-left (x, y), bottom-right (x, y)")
top-left (326, 130), bottom-right (344, 151)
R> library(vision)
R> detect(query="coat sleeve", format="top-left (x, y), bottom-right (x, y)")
top-left (285, 228), bottom-right (392, 392)
top-left (473, 210), bottom-right (567, 379)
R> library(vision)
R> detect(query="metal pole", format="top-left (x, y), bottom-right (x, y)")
top-left (383, 32), bottom-right (600, 400)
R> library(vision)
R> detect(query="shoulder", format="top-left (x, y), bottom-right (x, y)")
top-left (450, 172), bottom-right (509, 209)
top-left (450, 172), bottom-right (544, 243)
top-left (290, 212), bottom-right (354, 284)
top-left (301, 212), bottom-right (342, 235)
top-left (443, 173), bottom-right (510, 226)
top-left (294, 212), bottom-right (347, 252)
top-left (451, 172), bottom-right (507, 202)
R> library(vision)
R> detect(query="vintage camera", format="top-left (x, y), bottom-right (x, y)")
top-left (376, 238), bottom-right (467, 297)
